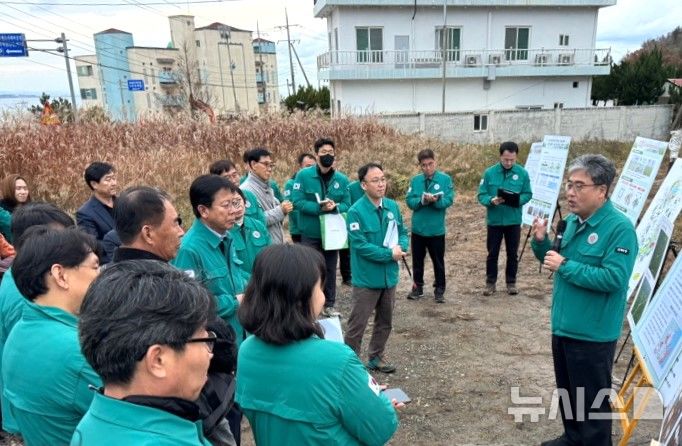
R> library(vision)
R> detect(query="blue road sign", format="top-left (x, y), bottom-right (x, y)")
top-left (0, 33), bottom-right (28, 57)
top-left (127, 79), bottom-right (145, 91)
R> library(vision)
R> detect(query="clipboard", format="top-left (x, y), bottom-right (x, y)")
top-left (497, 188), bottom-right (520, 208)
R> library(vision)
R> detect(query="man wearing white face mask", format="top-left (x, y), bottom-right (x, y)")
top-left (291, 138), bottom-right (351, 318)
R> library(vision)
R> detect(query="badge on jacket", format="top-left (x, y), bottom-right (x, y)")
top-left (253, 231), bottom-right (261, 239)
top-left (434, 184), bottom-right (441, 191)
top-left (588, 233), bottom-right (599, 245)
top-left (350, 222), bottom-right (360, 231)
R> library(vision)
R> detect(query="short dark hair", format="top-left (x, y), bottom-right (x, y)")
top-left (209, 159), bottom-right (237, 176)
top-left (115, 186), bottom-right (171, 245)
top-left (499, 141), bottom-right (519, 155)
top-left (13, 226), bottom-right (98, 301)
top-left (79, 260), bottom-right (215, 385)
top-left (239, 244), bottom-right (325, 345)
top-left (358, 162), bottom-right (383, 182)
top-left (84, 162), bottom-right (115, 190)
top-left (313, 138), bottom-right (335, 153)
top-left (297, 152), bottom-right (316, 166)
top-left (11, 202), bottom-right (74, 249)
top-left (417, 149), bottom-right (435, 163)
top-left (189, 174), bottom-right (239, 219)
top-left (244, 148), bottom-right (271, 165)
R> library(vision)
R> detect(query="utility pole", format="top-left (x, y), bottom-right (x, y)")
top-left (290, 42), bottom-right (311, 88)
top-left (220, 27), bottom-right (239, 112)
top-left (283, 8), bottom-right (296, 93)
top-left (256, 21), bottom-right (267, 110)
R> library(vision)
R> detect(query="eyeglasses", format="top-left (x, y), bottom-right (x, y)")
top-left (565, 182), bottom-right (601, 192)
top-left (256, 161), bottom-right (275, 170)
top-left (364, 177), bottom-right (387, 184)
top-left (217, 199), bottom-right (243, 210)
top-left (186, 331), bottom-right (218, 353)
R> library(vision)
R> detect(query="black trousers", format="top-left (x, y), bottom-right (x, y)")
top-left (226, 405), bottom-right (242, 446)
top-left (411, 233), bottom-right (446, 291)
top-left (301, 236), bottom-right (338, 307)
top-left (551, 335), bottom-right (617, 446)
top-left (338, 247), bottom-right (351, 282)
top-left (485, 224), bottom-right (521, 285)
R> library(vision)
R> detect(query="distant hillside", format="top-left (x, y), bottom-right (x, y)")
top-left (625, 26), bottom-right (682, 70)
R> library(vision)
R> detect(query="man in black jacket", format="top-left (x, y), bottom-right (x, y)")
top-left (76, 162), bottom-right (117, 242)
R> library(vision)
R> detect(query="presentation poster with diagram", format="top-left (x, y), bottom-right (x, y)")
top-left (611, 137), bottom-right (667, 225)
top-left (627, 159), bottom-right (682, 298)
top-left (633, 254), bottom-right (682, 388)
top-left (521, 135), bottom-right (571, 227)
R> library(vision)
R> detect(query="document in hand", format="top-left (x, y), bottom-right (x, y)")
top-left (319, 316), bottom-right (344, 342)
top-left (383, 220), bottom-right (399, 248)
top-left (320, 213), bottom-right (348, 250)
top-left (497, 188), bottom-right (521, 208)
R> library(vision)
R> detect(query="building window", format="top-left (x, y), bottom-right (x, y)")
top-left (196, 40), bottom-right (201, 47)
top-left (573, 81), bottom-right (579, 88)
top-left (559, 34), bottom-right (569, 46)
top-left (554, 102), bottom-right (564, 109)
top-left (504, 27), bottom-right (529, 61)
top-left (356, 27), bottom-right (383, 63)
top-left (76, 65), bottom-right (93, 76)
top-left (435, 27), bottom-right (461, 62)
top-left (80, 88), bottom-right (97, 100)
top-left (474, 114), bottom-right (488, 131)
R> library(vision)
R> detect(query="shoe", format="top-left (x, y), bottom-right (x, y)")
top-left (407, 284), bottom-right (424, 300)
top-left (321, 307), bottom-right (341, 318)
top-left (434, 288), bottom-right (445, 303)
top-left (482, 284), bottom-right (496, 296)
top-left (540, 434), bottom-right (577, 446)
top-left (342, 279), bottom-right (352, 287)
top-left (507, 284), bottom-right (519, 295)
top-left (366, 357), bottom-right (396, 374)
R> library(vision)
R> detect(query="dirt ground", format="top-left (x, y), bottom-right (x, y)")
top-left (242, 200), bottom-right (662, 446)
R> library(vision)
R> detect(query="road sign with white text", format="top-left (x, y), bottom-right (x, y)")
top-left (127, 79), bottom-right (145, 91)
top-left (0, 33), bottom-right (28, 57)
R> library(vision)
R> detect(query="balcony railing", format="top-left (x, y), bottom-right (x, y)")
top-left (158, 71), bottom-right (178, 85)
top-left (318, 48), bottom-right (611, 71)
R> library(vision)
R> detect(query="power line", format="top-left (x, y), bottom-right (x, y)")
top-left (0, 0), bottom-right (235, 5)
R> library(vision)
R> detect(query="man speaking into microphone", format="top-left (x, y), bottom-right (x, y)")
top-left (531, 154), bottom-right (638, 446)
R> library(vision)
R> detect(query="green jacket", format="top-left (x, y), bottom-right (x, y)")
top-left (347, 196), bottom-right (409, 289)
top-left (71, 392), bottom-right (211, 445)
top-left (243, 189), bottom-right (267, 227)
top-left (0, 269), bottom-right (25, 433)
top-left (477, 163), bottom-right (532, 226)
top-left (172, 219), bottom-right (247, 345)
top-left (0, 206), bottom-right (11, 243)
top-left (231, 215), bottom-right (270, 276)
top-left (347, 181), bottom-right (364, 205)
top-left (292, 166), bottom-right (351, 240)
top-left (405, 171), bottom-right (455, 237)
top-left (283, 178), bottom-right (300, 236)
top-left (3, 303), bottom-right (101, 445)
top-left (236, 336), bottom-right (399, 446)
top-left (531, 200), bottom-right (638, 342)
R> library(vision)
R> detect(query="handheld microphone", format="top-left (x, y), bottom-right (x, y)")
top-left (552, 220), bottom-right (567, 253)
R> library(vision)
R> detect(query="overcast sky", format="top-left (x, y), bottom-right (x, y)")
top-left (0, 0), bottom-right (680, 100)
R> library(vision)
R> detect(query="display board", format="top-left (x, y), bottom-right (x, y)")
top-left (627, 159), bottom-right (682, 298)
top-left (521, 135), bottom-right (571, 227)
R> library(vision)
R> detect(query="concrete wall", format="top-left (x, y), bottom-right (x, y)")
top-left (375, 105), bottom-right (675, 143)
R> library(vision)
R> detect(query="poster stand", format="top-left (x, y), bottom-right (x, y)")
top-left (613, 347), bottom-right (655, 446)
top-left (518, 201), bottom-right (563, 265)
top-left (615, 242), bottom-right (680, 367)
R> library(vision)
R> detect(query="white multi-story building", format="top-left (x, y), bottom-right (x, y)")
top-left (253, 38), bottom-right (280, 111)
top-left (74, 55), bottom-right (103, 109)
top-left (314, 0), bottom-right (615, 115)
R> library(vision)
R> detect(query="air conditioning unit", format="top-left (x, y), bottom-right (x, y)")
top-left (534, 53), bottom-right (549, 66)
top-left (558, 53), bottom-right (574, 65)
top-left (488, 53), bottom-right (503, 65)
top-left (465, 54), bottom-right (481, 67)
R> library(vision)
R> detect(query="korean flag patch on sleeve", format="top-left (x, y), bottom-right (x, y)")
top-left (293, 183), bottom-right (301, 190)
top-left (350, 222), bottom-right (360, 231)
top-left (367, 374), bottom-right (381, 396)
